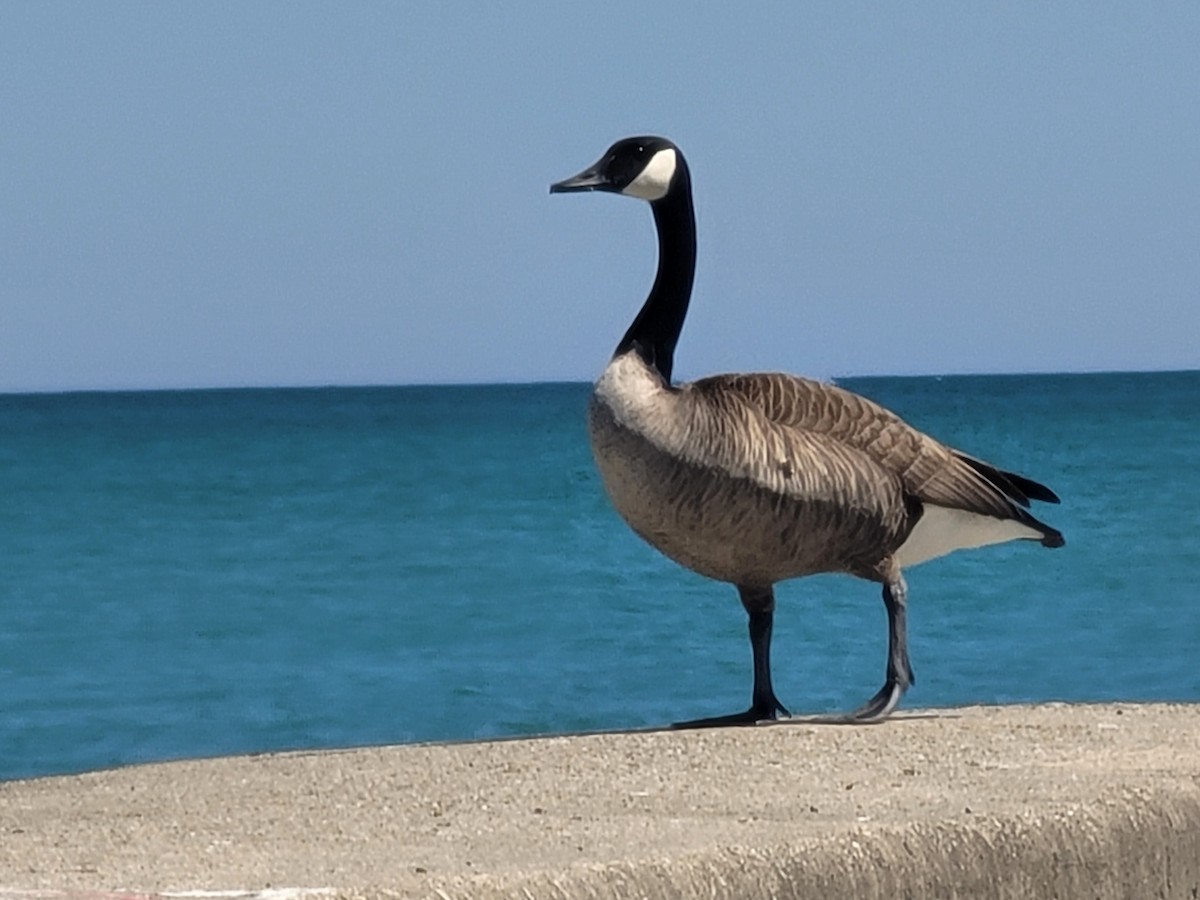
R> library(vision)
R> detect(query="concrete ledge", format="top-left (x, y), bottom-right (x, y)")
top-left (421, 787), bottom-right (1200, 899)
top-left (2, 704), bottom-right (1198, 899)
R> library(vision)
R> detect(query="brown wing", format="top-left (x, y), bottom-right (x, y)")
top-left (688, 372), bottom-right (1059, 522)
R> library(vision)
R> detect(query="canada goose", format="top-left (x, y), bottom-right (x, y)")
top-left (551, 136), bottom-right (1063, 727)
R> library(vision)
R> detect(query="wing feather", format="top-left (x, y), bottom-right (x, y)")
top-left (688, 372), bottom-right (1058, 524)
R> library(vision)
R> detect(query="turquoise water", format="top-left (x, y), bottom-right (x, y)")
top-left (1, 372), bottom-right (1197, 782)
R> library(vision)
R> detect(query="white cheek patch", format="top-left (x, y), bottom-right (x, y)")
top-left (622, 148), bottom-right (676, 200)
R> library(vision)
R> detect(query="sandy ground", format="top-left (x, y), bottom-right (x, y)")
top-left (2, 703), bottom-right (1199, 899)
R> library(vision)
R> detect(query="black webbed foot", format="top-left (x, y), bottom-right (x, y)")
top-left (672, 694), bottom-right (790, 729)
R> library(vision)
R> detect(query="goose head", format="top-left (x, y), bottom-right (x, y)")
top-left (550, 136), bottom-right (684, 203)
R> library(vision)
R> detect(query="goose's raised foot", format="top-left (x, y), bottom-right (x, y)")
top-left (845, 678), bottom-right (907, 723)
top-left (834, 578), bottom-right (915, 724)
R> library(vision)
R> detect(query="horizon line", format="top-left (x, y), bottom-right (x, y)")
top-left (2, 365), bottom-right (1197, 399)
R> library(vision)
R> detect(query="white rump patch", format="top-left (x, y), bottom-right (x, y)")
top-left (895, 505), bottom-right (1043, 568)
top-left (622, 148), bottom-right (677, 201)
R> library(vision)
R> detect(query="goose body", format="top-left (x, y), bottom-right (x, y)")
top-left (591, 357), bottom-right (909, 585)
top-left (553, 136), bottom-right (1063, 724)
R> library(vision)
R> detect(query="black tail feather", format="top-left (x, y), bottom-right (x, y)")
top-left (956, 453), bottom-right (1061, 507)
top-left (1004, 469), bottom-right (1061, 505)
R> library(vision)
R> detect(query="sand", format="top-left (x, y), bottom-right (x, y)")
top-left (2, 703), bottom-right (1199, 899)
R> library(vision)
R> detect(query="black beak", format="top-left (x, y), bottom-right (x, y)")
top-left (550, 160), bottom-right (611, 194)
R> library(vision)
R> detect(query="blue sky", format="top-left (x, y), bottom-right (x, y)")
top-left (3, 3), bottom-right (1198, 392)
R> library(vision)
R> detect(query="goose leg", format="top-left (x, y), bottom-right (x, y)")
top-left (673, 585), bottom-right (791, 729)
top-left (849, 575), bottom-right (914, 722)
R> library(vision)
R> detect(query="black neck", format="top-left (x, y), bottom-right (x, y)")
top-left (614, 169), bottom-right (696, 384)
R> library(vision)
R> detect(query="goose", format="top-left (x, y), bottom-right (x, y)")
top-left (550, 136), bottom-right (1063, 727)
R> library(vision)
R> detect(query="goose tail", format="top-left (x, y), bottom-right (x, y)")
top-left (955, 452), bottom-right (1061, 507)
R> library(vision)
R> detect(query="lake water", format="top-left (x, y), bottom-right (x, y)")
top-left (1, 371), bottom-right (1197, 782)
